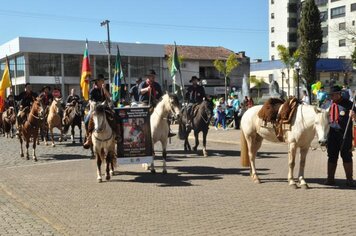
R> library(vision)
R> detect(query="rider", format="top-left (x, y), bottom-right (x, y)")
top-left (138, 69), bottom-right (175, 137)
top-left (185, 76), bottom-right (206, 128)
top-left (83, 74), bottom-right (115, 149)
top-left (129, 77), bottom-right (142, 104)
top-left (325, 85), bottom-right (356, 187)
top-left (66, 88), bottom-right (81, 106)
top-left (39, 85), bottom-right (53, 107)
top-left (5, 94), bottom-right (16, 110)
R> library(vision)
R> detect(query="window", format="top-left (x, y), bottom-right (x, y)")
top-left (315, 0), bottom-right (327, 6)
top-left (271, 41), bottom-right (275, 47)
top-left (353, 20), bottom-right (355, 26)
top-left (199, 66), bottom-right (220, 79)
top-left (288, 18), bottom-right (298, 27)
top-left (320, 11), bottom-right (328, 22)
top-left (9, 58), bottom-right (15, 78)
top-left (322, 26), bottom-right (328, 37)
top-left (351, 3), bottom-right (356, 12)
top-left (271, 13), bottom-right (274, 19)
top-left (331, 6), bottom-right (345, 19)
top-left (288, 3), bottom-right (298, 13)
top-left (331, 0), bottom-right (340, 2)
top-left (29, 53), bottom-right (61, 76)
top-left (271, 27), bottom-right (275, 33)
top-left (271, 0), bottom-right (274, 4)
top-left (64, 54), bottom-right (80, 76)
top-left (288, 33), bottom-right (297, 43)
top-left (339, 39), bottom-right (346, 47)
top-left (339, 56), bottom-right (346, 59)
top-left (321, 42), bottom-right (328, 53)
top-left (271, 55), bottom-right (275, 61)
top-left (16, 55), bottom-right (25, 77)
top-left (129, 56), bottom-right (158, 78)
top-left (339, 22), bottom-right (346, 30)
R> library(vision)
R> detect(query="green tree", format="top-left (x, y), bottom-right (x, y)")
top-left (298, 0), bottom-right (323, 98)
top-left (250, 76), bottom-right (264, 98)
top-left (277, 45), bottom-right (300, 97)
top-left (213, 53), bottom-right (240, 102)
top-left (352, 46), bottom-right (356, 67)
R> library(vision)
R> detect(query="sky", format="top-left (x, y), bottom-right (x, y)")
top-left (0, 0), bottom-right (269, 60)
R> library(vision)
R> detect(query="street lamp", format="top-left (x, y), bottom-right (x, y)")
top-left (281, 70), bottom-right (285, 99)
top-left (294, 61), bottom-right (301, 100)
top-left (100, 20), bottom-right (111, 81)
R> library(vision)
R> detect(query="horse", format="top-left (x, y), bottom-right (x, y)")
top-left (149, 93), bottom-right (181, 174)
top-left (18, 98), bottom-right (45, 161)
top-left (92, 102), bottom-right (116, 182)
top-left (63, 101), bottom-right (83, 144)
top-left (178, 100), bottom-right (214, 157)
top-left (47, 98), bottom-right (64, 147)
top-left (2, 107), bottom-right (16, 138)
top-left (240, 104), bottom-right (330, 188)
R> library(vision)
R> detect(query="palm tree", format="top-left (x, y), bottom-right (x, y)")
top-left (277, 45), bottom-right (300, 96)
top-left (250, 76), bottom-right (264, 98)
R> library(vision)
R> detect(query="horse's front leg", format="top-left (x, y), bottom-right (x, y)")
top-left (193, 131), bottom-right (199, 152)
top-left (32, 135), bottom-right (38, 162)
top-left (79, 125), bottom-right (83, 143)
top-left (288, 143), bottom-right (297, 188)
top-left (298, 147), bottom-right (309, 189)
top-left (105, 152), bottom-right (111, 181)
top-left (49, 127), bottom-right (55, 147)
top-left (19, 134), bottom-right (24, 158)
top-left (202, 129), bottom-right (208, 157)
top-left (58, 126), bottom-right (63, 142)
top-left (25, 138), bottom-right (30, 160)
top-left (247, 134), bottom-right (263, 183)
top-left (150, 146), bottom-right (156, 174)
top-left (96, 153), bottom-right (102, 182)
top-left (71, 126), bottom-right (75, 143)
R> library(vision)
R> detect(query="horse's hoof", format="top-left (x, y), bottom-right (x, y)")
top-left (300, 184), bottom-right (309, 190)
top-left (20, 153), bottom-right (24, 158)
top-left (162, 169), bottom-right (167, 175)
top-left (110, 171), bottom-right (115, 176)
top-left (289, 183), bottom-right (298, 189)
top-left (26, 156), bottom-right (29, 160)
top-left (45, 142), bottom-right (48, 146)
top-left (33, 157), bottom-right (38, 162)
top-left (151, 169), bottom-right (156, 174)
top-left (97, 178), bottom-right (102, 183)
top-left (72, 141), bottom-right (75, 144)
top-left (253, 178), bottom-right (261, 184)
top-left (106, 175), bottom-right (111, 181)
top-left (52, 144), bottom-right (55, 147)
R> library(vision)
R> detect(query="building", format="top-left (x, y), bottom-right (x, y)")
top-left (0, 37), bottom-right (249, 99)
top-left (269, 0), bottom-right (356, 60)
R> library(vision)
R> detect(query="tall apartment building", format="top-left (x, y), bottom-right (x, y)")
top-left (269, 0), bottom-right (356, 60)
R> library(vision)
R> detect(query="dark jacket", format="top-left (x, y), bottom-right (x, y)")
top-left (129, 84), bottom-right (140, 102)
top-left (89, 87), bottom-right (106, 103)
top-left (15, 91), bottom-right (38, 108)
top-left (185, 85), bottom-right (206, 103)
top-left (66, 94), bottom-right (81, 104)
top-left (138, 80), bottom-right (163, 105)
top-left (330, 99), bottom-right (356, 131)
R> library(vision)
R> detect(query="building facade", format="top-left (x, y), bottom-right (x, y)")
top-left (269, 0), bottom-right (356, 60)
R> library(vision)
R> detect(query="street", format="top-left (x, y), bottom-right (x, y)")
top-left (0, 126), bottom-right (355, 236)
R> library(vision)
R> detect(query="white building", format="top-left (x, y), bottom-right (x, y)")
top-left (269, 0), bottom-right (356, 60)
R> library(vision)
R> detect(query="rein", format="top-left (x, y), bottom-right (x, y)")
top-left (93, 130), bottom-right (113, 142)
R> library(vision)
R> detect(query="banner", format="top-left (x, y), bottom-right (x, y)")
top-left (115, 107), bottom-right (153, 164)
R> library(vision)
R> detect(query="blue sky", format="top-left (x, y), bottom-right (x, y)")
top-left (0, 0), bottom-right (269, 60)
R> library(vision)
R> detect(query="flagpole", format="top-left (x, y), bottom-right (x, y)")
top-left (178, 70), bottom-right (185, 105)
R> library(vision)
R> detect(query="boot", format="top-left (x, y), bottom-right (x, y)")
top-left (343, 162), bottom-right (355, 187)
top-left (83, 115), bottom-right (94, 149)
top-left (168, 130), bottom-right (176, 138)
top-left (324, 162), bottom-right (337, 185)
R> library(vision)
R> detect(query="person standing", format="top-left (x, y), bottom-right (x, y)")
top-left (129, 77), bottom-right (142, 103)
top-left (317, 86), bottom-right (327, 107)
top-left (325, 85), bottom-right (355, 187)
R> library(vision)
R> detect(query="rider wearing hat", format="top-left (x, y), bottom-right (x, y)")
top-left (184, 76), bottom-right (206, 128)
top-left (39, 85), bottom-right (53, 107)
top-left (325, 85), bottom-right (356, 187)
top-left (83, 74), bottom-right (114, 149)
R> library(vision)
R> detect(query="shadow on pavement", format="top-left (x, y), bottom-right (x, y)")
top-left (41, 153), bottom-right (89, 161)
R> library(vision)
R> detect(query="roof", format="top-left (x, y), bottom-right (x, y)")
top-left (165, 45), bottom-right (239, 60)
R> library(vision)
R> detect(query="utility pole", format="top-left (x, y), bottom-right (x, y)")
top-left (101, 20), bottom-right (111, 82)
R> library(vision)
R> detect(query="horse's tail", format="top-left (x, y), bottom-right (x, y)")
top-left (178, 122), bottom-right (186, 140)
top-left (240, 130), bottom-right (250, 167)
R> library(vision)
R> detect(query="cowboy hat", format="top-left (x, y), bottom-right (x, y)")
top-left (41, 85), bottom-right (51, 92)
top-left (328, 85), bottom-right (342, 94)
top-left (189, 76), bottom-right (200, 83)
top-left (90, 74), bottom-right (108, 82)
top-left (145, 69), bottom-right (157, 77)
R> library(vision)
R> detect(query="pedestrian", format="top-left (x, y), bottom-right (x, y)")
top-left (129, 77), bottom-right (142, 103)
top-left (301, 90), bottom-right (310, 105)
top-left (325, 85), bottom-right (355, 187)
top-left (317, 85), bottom-right (327, 107)
top-left (214, 97), bottom-right (227, 130)
top-left (247, 96), bottom-right (254, 108)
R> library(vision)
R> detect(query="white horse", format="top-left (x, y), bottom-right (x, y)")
top-left (149, 94), bottom-right (181, 174)
top-left (92, 103), bottom-right (116, 182)
top-left (240, 104), bottom-right (330, 188)
top-left (47, 98), bottom-right (64, 147)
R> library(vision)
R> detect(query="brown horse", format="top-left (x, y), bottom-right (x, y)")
top-left (63, 101), bottom-right (83, 144)
top-left (18, 98), bottom-right (45, 161)
top-left (2, 107), bottom-right (16, 138)
top-left (47, 98), bottom-right (64, 147)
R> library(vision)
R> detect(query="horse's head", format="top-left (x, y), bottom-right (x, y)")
top-left (202, 98), bottom-right (214, 121)
top-left (314, 106), bottom-right (330, 146)
top-left (93, 102), bottom-right (107, 133)
top-left (35, 97), bottom-right (45, 119)
top-left (166, 94), bottom-right (181, 120)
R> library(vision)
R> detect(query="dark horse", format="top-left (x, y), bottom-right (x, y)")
top-left (178, 99), bottom-right (214, 157)
top-left (62, 101), bottom-right (84, 144)
top-left (18, 98), bottom-right (45, 161)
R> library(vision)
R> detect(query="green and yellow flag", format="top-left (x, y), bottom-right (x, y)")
top-left (112, 45), bottom-right (124, 103)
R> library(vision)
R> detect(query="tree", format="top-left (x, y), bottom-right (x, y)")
top-left (277, 45), bottom-right (300, 97)
top-left (213, 53), bottom-right (240, 102)
top-left (352, 46), bottom-right (356, 68)
top-left (249, 76), bottom-right (264, 98)
top-left (298, 0), bottom-right (323, 98)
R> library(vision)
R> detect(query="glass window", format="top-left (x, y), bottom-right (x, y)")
top-left (130, 56), bottom-right (160, 78)
top-left (315, 0), bottom-right (328, 6)
top-left (271, 0), bottom-right (274, 4)
top-left (320, 11), bottom-right (328, 22)
top-left (288, 33), bottom-right (297, 43)
top-left (339, 22), bottom-right (346, 30)
top-left (0, 61), bottom-right (5, 79)
top-left (16, 55), bottom-right (25, 77)
top-left (321, 42), bottom-right (328, 53)
top-left (271, 27), bottom-right (275, 33)
top-left (95, 55), bottom-right (128, 80)
top-left (288, 3), bottom-right (298, 13)
top-left (339, 39), bottom-right (346, 47)
top-left (271, 13), bottom-right (274, 19)
top-left (271, 55), bottom-right (275, 61)
top-left (9, 58), bottom-right (15, 78)
top-left (271, 41), bottom-right (275, 47)
top-left (288, 18), bottom-right (298, 27)
top-left (331, 6), bottom-right (345, 19)
top-left (64, 54), bottom-right (80, 76)
top-left (351, 3), bottom-right (356, 12)
top-left (29, 53), bottom-right (61, 76)
top-left (322, 26), bottom-right (328, 37)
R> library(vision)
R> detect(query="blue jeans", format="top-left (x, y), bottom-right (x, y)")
top-left (214, 111), bottom-right (226, 129)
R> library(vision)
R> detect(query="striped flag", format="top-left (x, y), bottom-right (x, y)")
top-left (170, 42), bottom-right (180, 78)
top-left (80, 40), bottom-right (91, 101)
top-left (112, 45), bottom-right (124, 104)
top-left (0, 57), bottom-right (11, 112)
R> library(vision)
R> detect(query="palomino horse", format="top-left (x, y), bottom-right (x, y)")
top-left (149, 94), bottom-right (181, 174)
top-left (92, 103), bottom-right (116, 182)
top-left (47, 98), bottom-right (64, 147)
top-left (2, 107), bottom-right (16, 138)
top-left (240, 104), bottom-right (330, 188)
top-left (178, 100), bottom-right (214, 157)
top-left (18, 98), bottom-right (45, 161)
top-left (63, 101), bottom-right (83, 144)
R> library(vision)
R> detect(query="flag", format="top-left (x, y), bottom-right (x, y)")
top-left (0, 57), bottom-right (11, 112)
top-left (80, 40), bottom-right (91, 101)
top-left (170, 42), bottom-right (180, 78)
top-left (112, 45), bottom-right (124, 103)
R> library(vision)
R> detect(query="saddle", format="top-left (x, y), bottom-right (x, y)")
top-left (258, 97), bottom-right (299, 142)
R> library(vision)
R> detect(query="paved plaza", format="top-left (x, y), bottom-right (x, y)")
top-left (0, 126), bottom-right (355, 235)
